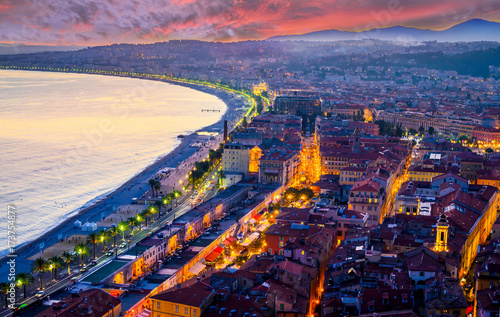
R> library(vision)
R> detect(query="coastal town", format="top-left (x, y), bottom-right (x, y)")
top-left (1, 38), bottom-right (500, 317)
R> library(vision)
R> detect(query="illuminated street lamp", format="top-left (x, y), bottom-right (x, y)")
top-left (119, 225), bottom-right (125, 240)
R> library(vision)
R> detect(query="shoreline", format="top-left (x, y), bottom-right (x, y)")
top-left (0, 69), bottom-right (249, 272)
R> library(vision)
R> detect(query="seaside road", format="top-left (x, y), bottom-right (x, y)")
top-left (0, 134), bottom-right (202, 281)
top-left (0, 167), bottom-right (220, 317)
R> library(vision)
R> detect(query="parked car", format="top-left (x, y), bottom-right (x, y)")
top-left (36, 291), bottom-right (45, 298)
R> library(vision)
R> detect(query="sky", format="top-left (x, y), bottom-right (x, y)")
top-left (0, 0), bottom-right (499, 45)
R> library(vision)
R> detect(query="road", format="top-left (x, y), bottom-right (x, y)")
top-left (1, 166), bottom-right (221, 317)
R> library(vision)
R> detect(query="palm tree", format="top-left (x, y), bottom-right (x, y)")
top-left (153, 200), bottom-right (162, 218)
top-left (86, 232), bottom-right (99, 259)
top-left (140, 210), bottom-right (149, 228)
top-left (98, 229), bottom-right (110, 252)
top-left (162, 197), bottom-right (171, 214)
top-left (127, 217), bottom-right (137, 235)
top-left (153, 181), bottom-right (161, 197)
top-left (150, 205), bottom-right (159, 222)
top-left (0, 282), bottom-right (9, 307)
top-left (15, 273), bottom-right (35, 298)
top-left (167, 192), bottom-right (176, 208)
top-left (149, 179), bottom-right (160, 197)
top-left (173, 190), bottom-right (182, 206)
top-left (119, 221), bottom-right (129, 240)
top-left (48, 256), bottom-right (62, 281)
top-left (74, 243), bottom-right (90, 266)
top-left (108, 226), bottom-right (119, 247)
top-left (61, 251), bottom-right (75, 274)
top-left (31, 257), bottom-right (48, 290)
top-left (133, 218), bottom-right (141, 232)
top-left (189, 171), bottom-right (197, 190)
top-left (218, 170), bottom-right (226, 187)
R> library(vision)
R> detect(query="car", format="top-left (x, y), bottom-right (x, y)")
top-left (157, 233), bottom-right (164, 238)
top-left (80, 267), bottom-right (87, 273)
top-left (69, 251), bottom-right (76, 256)
top-left (147, 231), bottom-right (153, 236)
top-left (106, 251), bottom-right (113, 256)
top-left (197, 198), bottom-right (202, 202)
top-left (35, 291), bottom-right (45, 298)
top-left (90, 260), bottom-right (97, 266)
top-left (194, 191), bottom-right (198, 195)
top-left (120, 242), bottom-right (127, 248)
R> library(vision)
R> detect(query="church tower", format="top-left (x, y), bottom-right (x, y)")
top-left (435, 214), bottom-right (449, 252)
top-left (351, 128), bottom-right (361, 153)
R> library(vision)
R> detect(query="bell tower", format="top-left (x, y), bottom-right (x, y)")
top-left (351, 128), bottom-right (361, 153)
top-left (435, 214), bottom-right (449, 252)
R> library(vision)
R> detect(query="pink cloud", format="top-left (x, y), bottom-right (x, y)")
top-left (0, 0), bottom-right (499, 45)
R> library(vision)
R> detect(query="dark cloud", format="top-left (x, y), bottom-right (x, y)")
top-left (0, 0), bottom-right (499, 44)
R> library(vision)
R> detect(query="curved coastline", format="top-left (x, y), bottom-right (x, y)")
top-left (0, 69), bottom-right (249, 268)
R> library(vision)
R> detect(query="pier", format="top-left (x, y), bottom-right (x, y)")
top-left (201, 109), bottom-right (221, 112)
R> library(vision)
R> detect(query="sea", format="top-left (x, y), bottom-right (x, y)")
top-left (0, 69), bottom-right (226, 256)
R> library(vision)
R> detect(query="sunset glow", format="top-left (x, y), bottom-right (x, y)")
top-left (0, 0), bottom-right (499, 45)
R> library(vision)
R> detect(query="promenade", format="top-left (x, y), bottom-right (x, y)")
top-left (0, 84), bottom-right (246, 281)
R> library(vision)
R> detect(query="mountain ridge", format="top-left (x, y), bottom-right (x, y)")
top-left (267, 19), bottom-right (500, 42)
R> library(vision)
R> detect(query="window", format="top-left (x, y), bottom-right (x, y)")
top-left (175, 306), bottom-right (179, 313)
top-left (402, 295), bottom-right (408, 303)
top-left (420, 272), bottom-right (424, 277)
top-left (193, 310), bottom-right (198, 317)
top-left (185, 308), bottom-right (189, 315)
top-left (157, 302), bottom-right (161, 309)
top-left (280, 304), bottom-right (285, 311)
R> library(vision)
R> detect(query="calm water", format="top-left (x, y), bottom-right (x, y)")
top-left (0, 70), bottom-right (226, 255)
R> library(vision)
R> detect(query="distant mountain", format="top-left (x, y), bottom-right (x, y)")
top-left (0, 43), bottom-right (84, 55)
top-left (267, 19), bottom-right (500, 42)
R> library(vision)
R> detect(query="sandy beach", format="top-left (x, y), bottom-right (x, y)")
top-left (0, 74), bottom-right (248, 277)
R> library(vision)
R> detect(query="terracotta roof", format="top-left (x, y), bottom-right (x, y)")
top-left (35, 289), bottom-right (121, 317)
top-left (151, 282), bottom-right (215, 307)
top-left (351, 178), bottom-right (382, 192)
